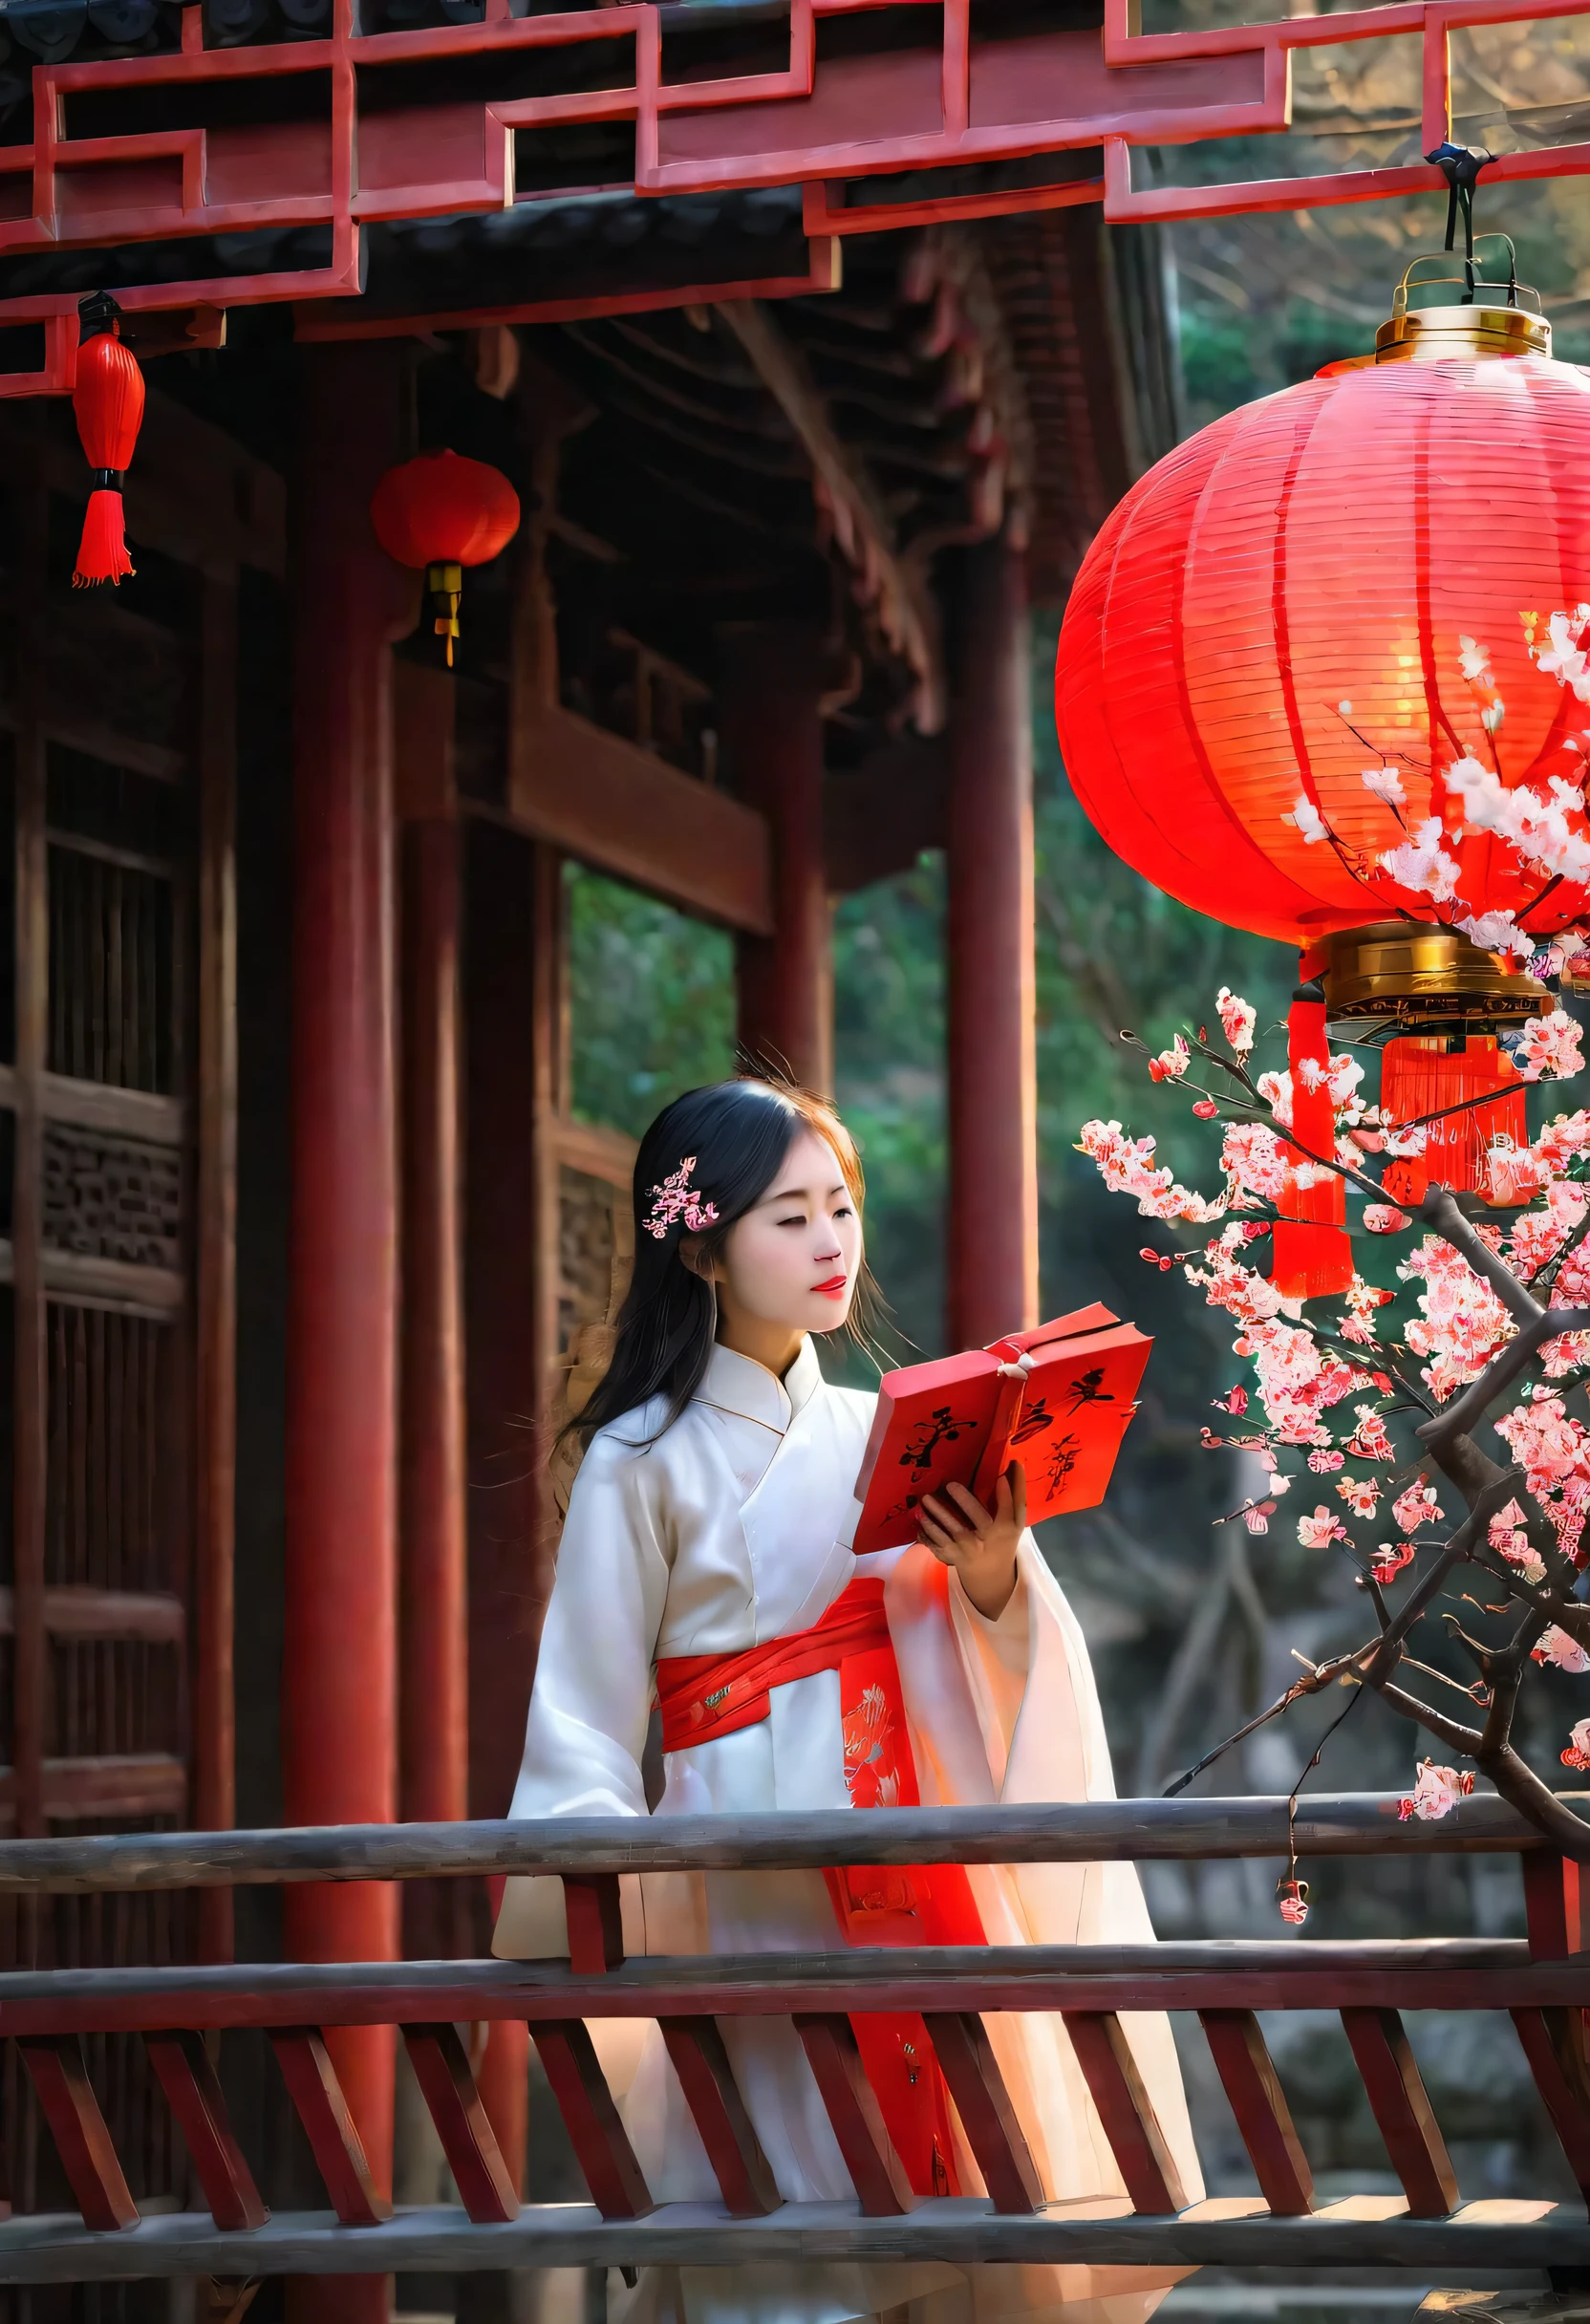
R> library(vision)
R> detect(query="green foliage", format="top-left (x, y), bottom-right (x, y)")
top-left (832, 866), bottom-right (947, 1368)
top-left (566, 861), bottom-right (737, 1140)
top-left (1177, 303), bottom-right (1262, 429)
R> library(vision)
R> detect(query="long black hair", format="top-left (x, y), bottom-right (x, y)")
top-left (574, 1076), bottom-right (878, 1446)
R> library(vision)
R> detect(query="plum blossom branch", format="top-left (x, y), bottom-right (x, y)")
top-left (1080, 834), bottom-right (1590, 1872)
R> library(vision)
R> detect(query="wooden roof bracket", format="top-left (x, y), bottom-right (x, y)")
top-left (715, 298), bottom-right (947, 736)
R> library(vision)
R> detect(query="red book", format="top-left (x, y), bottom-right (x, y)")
top-left (850, 1304), bottom-right (1151, 1556)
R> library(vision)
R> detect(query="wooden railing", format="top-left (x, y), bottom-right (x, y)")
top-left (1, 1795), bottom-right (1588, 2282)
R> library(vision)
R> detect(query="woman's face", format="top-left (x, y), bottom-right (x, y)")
top-left (708, 1129), bottom-right (863, 1337)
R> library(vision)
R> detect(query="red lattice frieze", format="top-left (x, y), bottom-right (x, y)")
top-left (3, 0), bottom-right (1590, 376)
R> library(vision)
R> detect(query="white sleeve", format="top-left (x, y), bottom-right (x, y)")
top-left (491, 1420), bottom-right (671, 1958)
top-left (948, 1557), bottom-right (1031, 1794)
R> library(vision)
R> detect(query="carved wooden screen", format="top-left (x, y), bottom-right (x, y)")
top-left (0, 392), bottom-right (271, 2253)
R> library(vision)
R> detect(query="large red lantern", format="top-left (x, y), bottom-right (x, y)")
top-left (370, 448), bottom-right (520, 666)
top-left (1055, 283), bottom-right (1590, 1287)
top-left (71, 290), bottom-right (145, 589)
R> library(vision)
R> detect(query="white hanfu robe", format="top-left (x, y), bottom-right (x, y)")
top-left (494, 1338), bottom-right (1202, 2324)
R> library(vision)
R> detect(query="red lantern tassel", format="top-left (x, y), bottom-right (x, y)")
top-left (1272, 980), bottom-right (1354, 1302)
top-left (70, 293), bottom-right (144, 590)
top-left (75, 485), bottom-right (135, 588)
top-left (1379, 1034), bottom-right (1525, 1206)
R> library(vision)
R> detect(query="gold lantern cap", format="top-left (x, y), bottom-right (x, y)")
top-left (1320, 920), bottom-right (1551, 1027)
top-left (1318, 241), bottom-right (1552, 375)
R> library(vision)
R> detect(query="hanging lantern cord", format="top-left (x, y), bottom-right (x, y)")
top-left (1424, 142), bottom-right (1496, 301)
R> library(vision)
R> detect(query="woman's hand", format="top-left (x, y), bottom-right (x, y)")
top-left (917, 1462), bottom-right (1026, 1620)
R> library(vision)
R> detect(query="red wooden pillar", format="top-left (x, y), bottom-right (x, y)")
top-left (947, 525), bottom-right (1039, 1350)
top-left (399, 822), bottom-right (469, 1814)
top-left (196, 571), bottom-right (240, 1966)
top-left (394, 662), bottom-right (470, 1920)
top-left (282, 343), bottom-right (413, 2319)
top-left (722, 622), bottom-right (832, 1093)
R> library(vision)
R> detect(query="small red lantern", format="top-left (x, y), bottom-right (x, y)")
top-left (71, 290), bottom-right (144, 589)
top-left (369, 448), bottom-right (520, 667)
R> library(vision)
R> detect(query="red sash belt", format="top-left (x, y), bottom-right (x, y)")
top-left (657, 1578), bottom-right (894, 1754)
top-left (655, 1573), bottom-right (989, 2200)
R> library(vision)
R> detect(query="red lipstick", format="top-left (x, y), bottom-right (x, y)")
top-left (813, 1275), bottom-right (848, 1299)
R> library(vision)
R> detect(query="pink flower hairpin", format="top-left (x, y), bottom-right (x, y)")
top-left (645, 1156), bottom-right (720, 1240)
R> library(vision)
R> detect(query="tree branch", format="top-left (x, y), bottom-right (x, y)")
top-left (1362, 1471), bottom-right (1522, 1685)
top-left (1374, 1679), bottom-right (1486, 1756)
top-left (1418, 1305), bottom-right (1590, 1448)
top-left (1161, 1643), bottom-right (1374, 1797)
top-left (1418, 1187), bottom-right (1545, 1325)
top-left (1486, 1744), bottom-right (1590, 1860)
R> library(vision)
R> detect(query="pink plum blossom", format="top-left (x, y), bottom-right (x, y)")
top-left (1561, 1716), bottom-right (1590, 1772)
top-left (1220, 1121), bottom-right (1293, 1203)
top-left (1554, 1244), bottom-right (1590, 1307)
top-left (1243, 1320), bottom-right (1355, 1445)
top-left (1494, 1392), bottom-right (1589, 1500)
top-left (1399, 1235), bottom-right (1513, 1398)
top-left (1371, 1542), bottom-right (1416, 1582)
top-left (1533, 1625), bottom-right (1590, 1672)
top-left (1283, 797), bottom-right (1330, 845)
top-left (1216, 987), bottom-right (1257, 1054)
top-left (1457, 635), bottom-right (1493, 686)
top-left (1299, 1505), bottom-right (1347, 1548)
top-left (1342, 1276), bottom-right (1392, 1347)
top-left (1506, 1181), bottom-right (1586, 1279)
top-left (1530, 605), bottom-right (1590, 701)
top-left (1444, 755), bottom-right (1590, 888)
top-left (1307, 1447), bottom-right (1344, 1474)
top-left (1185, 1228), bottom-right (1285, 1329)
top-left (1336, 1474), bottom-right (1381, 1518)
top-left (1364, 1204), bottom-right (1410, 1235)
top-left (1378, 817), bottom-right (1461, 903)
top-left (1077, 1120), bottom-right (1226, 1225)
top-left (1488, 1499), bottom-right (1546, 1585)
top-left (1361, 765), bottom-right (1407, 808)
top-left (1345, 1407), bottom-right (1394, 1462)
top-left (1381, 1120), bottom-right (1429, 1159)
top-left (1484, 1139), bottom-right (1554, 1206)
top-left (1391, 1481), bottom-right (1443, 1534)
top-left (1277, 1880), bottom-right (1309, 1926)
top-left (1149, 1035), bottom-right (1191, 1083)
top-left (1456, 910), bottom-right (1530, 964)
top-left (1256, 1069), bottom-right (1292, 1131)
top-left (1326, 1053), bottom-right (1364, 1108)
top-left (1536, 1110), bottom-right (1590, 1171)
top-left (1515, 1010), bottom-right (1585, 1085)
top-left (1397, 1762), bottom-right (1475, 1821)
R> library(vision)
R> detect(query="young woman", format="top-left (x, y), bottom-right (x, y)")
top-left (495, 1076), bottom-right (1201, 2324)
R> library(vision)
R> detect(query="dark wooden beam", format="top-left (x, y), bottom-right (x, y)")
top-left (505, 702), bottom-right (773, 935)
top-left (825, 730), bottom-right (949, 895)
top-left (5, 2198), bottom-right (1590, 2276)
top-left (0, 1793), bottom-right (1568, 1892)
top-left (2, 1942), bottom-right (1590, 2041)
top-left (717, 299), bottom-right (944, 726)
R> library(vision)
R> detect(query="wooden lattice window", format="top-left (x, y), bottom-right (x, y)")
top-left (0, 394), bottom-right (279, 2243)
